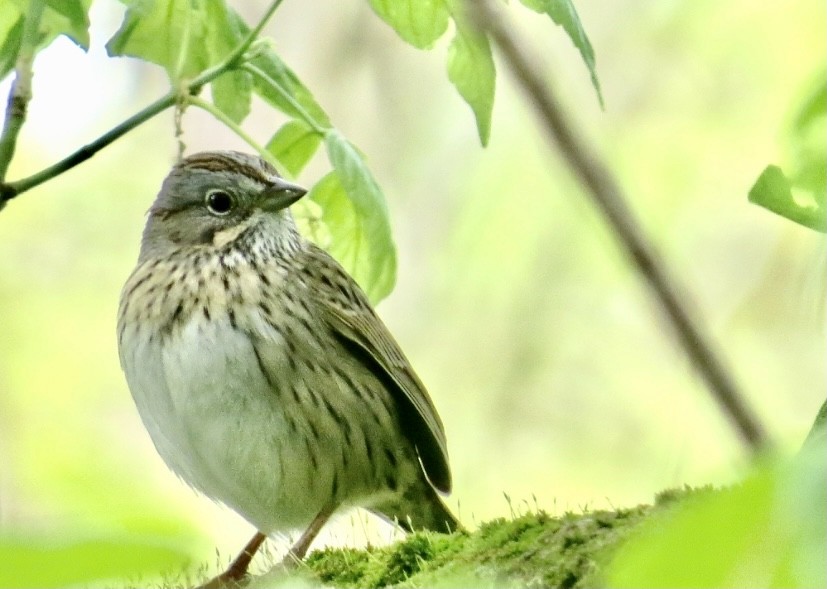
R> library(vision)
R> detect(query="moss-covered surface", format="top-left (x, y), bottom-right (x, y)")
top-left (277, 487), bottom-right (712, 588)
top-left (304, 510), bottom-right (637, 588)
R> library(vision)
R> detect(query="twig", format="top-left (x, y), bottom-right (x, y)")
top-left (2, 93), bottom-right (178, 199)
top-left (0, 0), bottom-right (45, 183)
top-left (0, 0), bottom-right (285, 207)
top-left (187, 95), bottom-right (271, 162)
top-left (470, 0), bottom-right (768, 451)
top-left (242, 62), bottom-right (327, 135)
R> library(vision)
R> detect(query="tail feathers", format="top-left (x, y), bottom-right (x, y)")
top-left (371, 481), bottom-right (460, 534)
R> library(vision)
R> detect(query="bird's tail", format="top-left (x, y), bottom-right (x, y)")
top-left (371, 479), bottom-right (460, 534)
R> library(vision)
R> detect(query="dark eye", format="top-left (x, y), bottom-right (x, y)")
top-left (205, 190), bottom-right (234, 215)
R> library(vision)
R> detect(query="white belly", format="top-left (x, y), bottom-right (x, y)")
top-left (120, 314), bottom-right (327, 533)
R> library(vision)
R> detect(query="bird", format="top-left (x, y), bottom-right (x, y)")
top-left (116, 151), bottom-right (458, 587)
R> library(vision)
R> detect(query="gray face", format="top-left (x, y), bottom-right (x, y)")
top-left (139, 151), bottom-right (306, 259)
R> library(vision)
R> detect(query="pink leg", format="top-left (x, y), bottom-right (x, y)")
top-left (280, 503), bottom-right (337, 567)
top-left (195, 531), bottom-right (267, 589)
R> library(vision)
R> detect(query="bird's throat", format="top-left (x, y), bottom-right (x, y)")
top-left (212, 219), bottom-right (253, 249)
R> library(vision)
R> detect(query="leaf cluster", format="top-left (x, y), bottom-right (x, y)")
top-left (369, 0), bottom-right (602, 146)
top-left (0, 0), bottom-right (602, 302)
top-left (106, 0), bottom-right (399, 301)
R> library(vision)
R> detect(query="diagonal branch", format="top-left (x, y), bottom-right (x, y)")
top-left (0, 0), bottom-right (285, 208)
top-left (187, 95), bottom-right (270, 162)
top-left (469, 0), bottom-right (768, 452)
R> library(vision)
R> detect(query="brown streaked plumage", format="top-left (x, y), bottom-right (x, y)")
top-left (117, 151), bottom-right (458, 587)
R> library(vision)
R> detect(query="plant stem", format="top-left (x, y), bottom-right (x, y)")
top-left (0, 0), bottom-right (286, 206)
top-left (0, 0), bottom-right (45, 184)
top-left (217, 0), bottom-right (285, 72)
top-left (3, 92), bottom-right (178, 199)
top-left (470, 0), bottom-right (768, 452)
top-left (243, 63), bottom-right (327, 135)
top-left (187, 96), bottom-right (272, 163)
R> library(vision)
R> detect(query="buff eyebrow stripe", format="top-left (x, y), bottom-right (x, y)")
top-left (181, 157), bottom-right (271, 184)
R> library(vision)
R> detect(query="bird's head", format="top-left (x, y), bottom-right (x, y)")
top-left (140, 151), bottom-right (307, 260)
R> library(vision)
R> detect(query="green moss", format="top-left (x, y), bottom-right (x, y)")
top-left (654, 484), bottom-right (716, 506)
top-left (200, 487), bottom-right (708, 588)
top-left (299, 494), bottom-right (685, 588)
top-left (373, 534), bottom-right (435, 586)
top-left (304, 547), bottom-right (374, 587)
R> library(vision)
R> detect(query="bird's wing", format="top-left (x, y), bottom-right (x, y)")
top-left (300, 243), bottom-right (452, 493)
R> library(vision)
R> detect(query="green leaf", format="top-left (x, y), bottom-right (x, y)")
top-left (202, 0), bottom-right (247, 58)
top-left (107, 0), bottom-right (245, 82)
top-left (367, 0), bottom-right (450, 49)
top-left (792, 76), bottom-right (826, 132)
top-left (265, 119), bottom-right (322, 177)
top-left (248, 45), bottom-right (332, 128)
top-left (446, 27), bottom-right (495, 146)
top-left (0, 7), bottom-right (23, 81)
top-left (791, 149), bottom-right (827, 199)
top-left (204, 1), bottom-right (251, 122)
top-left (520, 0), bottom-right (603, 107)
top-left (749, 165), bottom-right (826, 233)
top-left (211, 69), bottom-right (253, 124)
top-left (788, 75), bottom-right (827, 200)
top-left (803, 399), bottom-right (827, 448)
top-left (751, 74), bottom-right (825, 230)
top-left (42, 0), bottom-right (90, 48)
top-left (1, 0), bottom-right (91, 81)
top-left (319, 131), bottom-right (397, 302)
top-left (107, 0), bottom-right (208, 79)
top-left (606, 449), bottom-right (827, 588)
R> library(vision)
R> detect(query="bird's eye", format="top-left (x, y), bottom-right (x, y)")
top-left (205, 190), bottom-right (234, 215)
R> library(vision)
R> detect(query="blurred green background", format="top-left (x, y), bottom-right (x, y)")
top-left (0, 0), bottom-right (824, 584)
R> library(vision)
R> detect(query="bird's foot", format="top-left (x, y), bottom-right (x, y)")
top-left (193, 567), bottom-right (251, 589)
top-left (193, 532), bottom-right (267, 589)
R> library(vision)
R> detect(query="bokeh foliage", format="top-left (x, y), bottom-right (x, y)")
top-left (0, 0), bottom-right (823, 587)
top-left (0, 0), bottom-right (604, 584)
top-left (748, 74), bottom-right (826, 233)
top-left (606, 445), bottom-right (826, 588)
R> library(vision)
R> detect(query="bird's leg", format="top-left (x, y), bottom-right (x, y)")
top-left (196, 505), bottom-right (337, 588)
top-left (224, 532), bottom-right (268, 581)
top-left (280, 503), bottom-right (337, 568)
top-left (195, 531), bottom-right (267, 589)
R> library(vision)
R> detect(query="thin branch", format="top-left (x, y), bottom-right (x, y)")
top-left (470, 0), bottom-right (768, 451)
top-left (2, 92), bottom-right (178, 199)
top-left (0, 0), bottom-right (45, 183)
top-left (0, 0), bottom-right (285, 206)
top-left (215, 0), bottom-right (285, 72)
top-left (242, 62), bottom-right (327, 135)
top-left (187, 95), bottom-right (271, 162)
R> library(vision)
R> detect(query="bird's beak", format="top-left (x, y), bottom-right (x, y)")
top-left (259, 178), bottom-right (307, 212)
